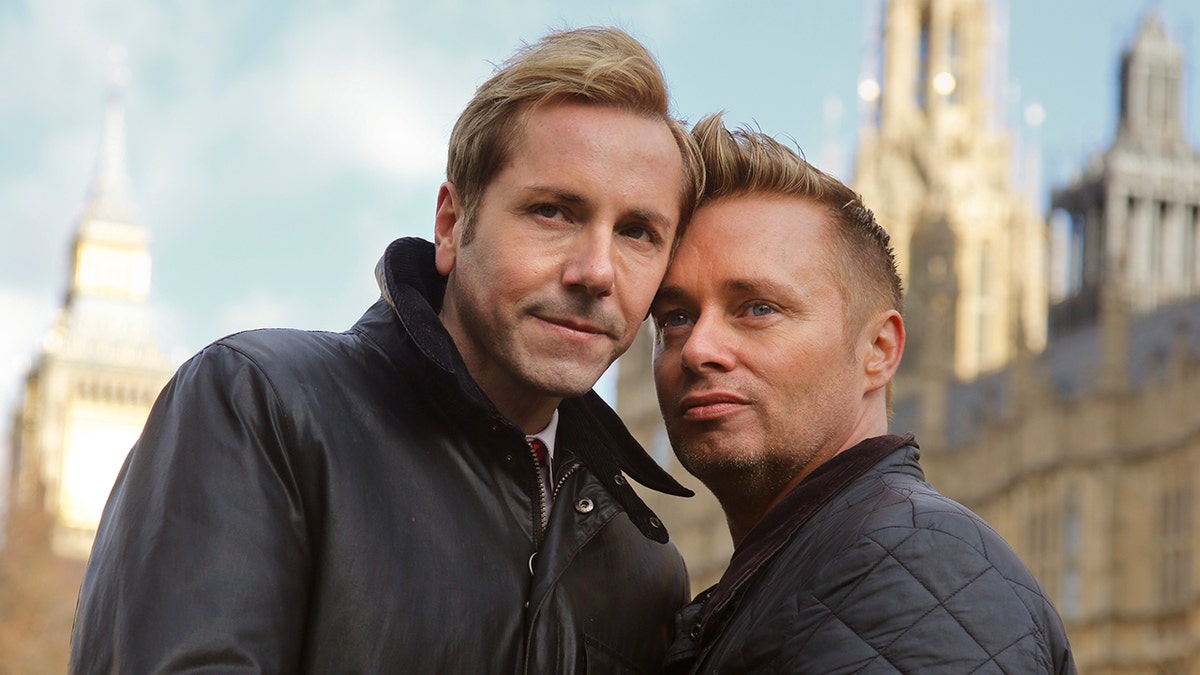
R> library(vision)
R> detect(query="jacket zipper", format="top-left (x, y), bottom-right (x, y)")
top-left (528, 441), bottom-right (549, 540)
top-left (552, 462), bottom-right (581, 502)
top-left (530, 458), bottom-right (580, 581)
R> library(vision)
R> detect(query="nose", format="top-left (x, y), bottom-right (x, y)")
top-left (678, 312), bottom-right (735, 374)
top-left (562, 227), bottom-right (615, 297)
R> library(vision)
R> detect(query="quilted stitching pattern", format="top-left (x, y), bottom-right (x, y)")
top-left (693, 448), bottom-right (1072, 674)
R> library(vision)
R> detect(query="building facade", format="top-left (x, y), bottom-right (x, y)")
top-left (9, 59), bottom-right (174, 560)
top-left (915, 12), bottom-right (1200, 673)
top-left (853, 0), bottom-right (1048, 388)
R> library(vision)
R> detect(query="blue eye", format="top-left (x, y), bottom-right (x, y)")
top-left (749, 303), bottom-right (774, 317)
top-left (657, 311), bottom-right (691, 329)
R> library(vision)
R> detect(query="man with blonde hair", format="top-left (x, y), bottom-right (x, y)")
top-left (652, 114), bottom-right (1075, 673)
top-left (71, 27), bottom-right (702, 673)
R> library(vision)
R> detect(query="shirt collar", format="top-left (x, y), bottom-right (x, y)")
top-left (526, 408), bottom-right (560, 462)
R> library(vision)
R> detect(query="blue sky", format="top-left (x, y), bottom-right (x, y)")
top-left (1, 0), bottom-right (1198, 437)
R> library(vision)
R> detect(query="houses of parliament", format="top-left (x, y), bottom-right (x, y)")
top-left (619, 2), bottom-right (1200, 674)
top-left (4, 1), bottom-right (1200, 672)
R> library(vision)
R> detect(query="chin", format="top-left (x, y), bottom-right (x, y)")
top-left (673, 435), bottom-right (771, 479)
top-left (672, 440), bottom-right (732, 479)
top-left (529, 370), bottom-right (604, 399)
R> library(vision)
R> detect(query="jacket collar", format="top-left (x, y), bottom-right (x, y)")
top-left (372, 237), bottom-right (692, 541)
top-left (696, 434), bottom-right (916, 642)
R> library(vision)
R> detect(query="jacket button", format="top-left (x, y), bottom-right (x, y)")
top-left (689, 624), bottom-right (701, 640)
top-left (613, 474), bottom-right (627, 486)
top-left (575, 498), bottom-right (594, 514)
top-left (649, 517), bottom-right (662, 528)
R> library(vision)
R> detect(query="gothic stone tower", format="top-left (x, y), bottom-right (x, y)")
top-left (853, 0), bottom-right (1048, 403)
top-left (1051, 12), bottom-right (1200, 333)
top-left (11, 53), bottom-right (174, 559)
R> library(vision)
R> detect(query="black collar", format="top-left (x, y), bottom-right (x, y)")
top-left (698, 434), bottom-right (916, 639)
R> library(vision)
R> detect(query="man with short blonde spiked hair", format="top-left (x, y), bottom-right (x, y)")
top-left (652, 114), bottom-right (1075, 673)
top-left (72, 27), bottom-right (701, 673)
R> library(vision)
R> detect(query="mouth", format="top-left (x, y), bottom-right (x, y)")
top-left (535, 314), bottom-right (613, 341)
top-left (677, 390), bottom-right (751, 422)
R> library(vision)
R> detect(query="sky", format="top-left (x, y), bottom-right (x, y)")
top-left (1, 0), bottom-right (1199, 456)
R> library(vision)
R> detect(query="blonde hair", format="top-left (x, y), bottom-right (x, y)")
top-left (690, 113), bottom-right (903, 327)
top-left (447, 27), bottom-right (703, 242)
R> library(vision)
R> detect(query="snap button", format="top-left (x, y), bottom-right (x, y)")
top-left (575, 498), bottom-right (594, 514)
top-left (649, 517), bottom-right (662, 528)
top-left (504, 453), bottom-right (514, 462)
top-left (689, 624), bottom-right (701, 640)
top-left (613, 474), bottom-right (627, 486)
top-left (528, 552), bottom-right (538, 576)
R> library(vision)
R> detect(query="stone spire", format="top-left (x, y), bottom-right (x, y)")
top-left (81, 45), bottom-right (137, 227)
top-left (66, 44), bottom-right (151, 306)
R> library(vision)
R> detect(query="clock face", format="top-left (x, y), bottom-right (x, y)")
top-left (75, 241), bottom-right (152, 300)
top-left (59, 402), bottom-right (145, 531)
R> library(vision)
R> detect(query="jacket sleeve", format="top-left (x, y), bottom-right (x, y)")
top-left (771, 526), bottom-right (1070, 674)
top-left (69, 343), bottom-right (312, 674)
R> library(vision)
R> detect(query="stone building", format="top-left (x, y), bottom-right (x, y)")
top-left (915, 11), bottom-right (1200, 673)
top-left (619, 5), bottom-right (1200, 672)
top-left (854, 0), bottom-right (1048, 386)
top-left (9, 58), bottom-right (174, 561)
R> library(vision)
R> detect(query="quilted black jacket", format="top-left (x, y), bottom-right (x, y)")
top-left (70, 237), bottom-right (693, 673)
top-left (664, 435), bottom-right (1076, 674)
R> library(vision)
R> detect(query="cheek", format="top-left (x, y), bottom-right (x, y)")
top-left (618, 260), bottom-right (670, 312)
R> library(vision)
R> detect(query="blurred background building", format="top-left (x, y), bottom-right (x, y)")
top-left (619, 1), bottom-right (1200, 673)
top-left (1, 54), bottom-right (174, 672)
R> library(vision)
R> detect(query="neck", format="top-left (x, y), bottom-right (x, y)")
top-left (720, 495), bottom-right (775, 548)
top-left (716, 419), bottom-right (891, 547)
top-left (497, 395), bottom-right (560, 435)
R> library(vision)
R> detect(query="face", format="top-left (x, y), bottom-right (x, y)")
top-left (436, 101), bottom-right (683, 420)
top-left (651, 194), bottom-right (876, 504)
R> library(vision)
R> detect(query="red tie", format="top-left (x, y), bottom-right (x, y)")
top-left (529, 438), bottom-right (551, 498)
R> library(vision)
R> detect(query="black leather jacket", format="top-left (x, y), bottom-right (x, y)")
top-left (71, 237), bottom-right (693, 674)
top-left (665, 436), bottom-right (1075, 674)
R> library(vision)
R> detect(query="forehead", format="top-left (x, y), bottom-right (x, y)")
top-left (512, 101), bottom-right (670, 163)
top-left (667, 194), bottom-right (836, 285)
top-left (501, 101), bottom-right (683, 205)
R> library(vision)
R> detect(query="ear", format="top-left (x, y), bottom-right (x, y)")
top-left (862, 309), bottom-right (905, 394)
top-left (434, 182), bottom-right (461, 276)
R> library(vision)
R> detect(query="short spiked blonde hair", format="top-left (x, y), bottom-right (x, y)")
top-left (690, 113), bottom-right (902, 329)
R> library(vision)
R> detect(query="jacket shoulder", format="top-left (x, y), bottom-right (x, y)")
top-left (721, 452), bottom-right (1074, 674)
top-left (215, 325), bottom-right (365, 368)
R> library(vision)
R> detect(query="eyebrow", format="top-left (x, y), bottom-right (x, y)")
top-left (723, 278), bottom-right (799, 298)
top-left (651, 285), bottom-right (691, 308)
top-left (525, 185), bottom-right (674, 230)
top-left (653, 277), bottom-right (802, 307)
top-left (526, 185), bottom-right (586, 206)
